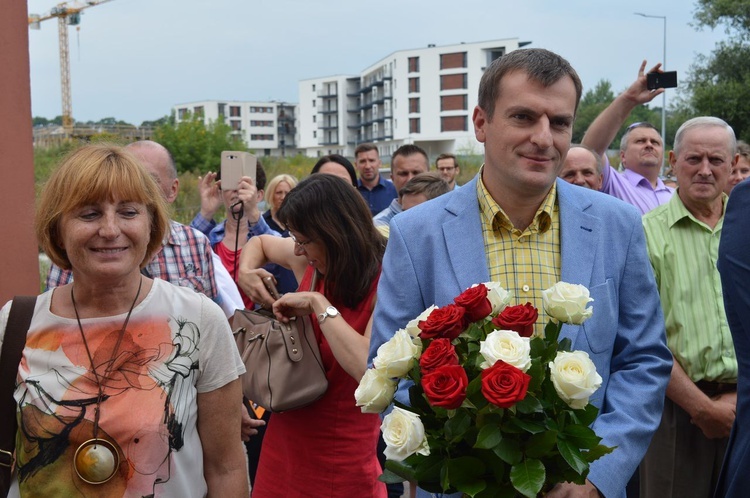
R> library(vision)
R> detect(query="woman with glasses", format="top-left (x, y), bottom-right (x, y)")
top-left (238, 174), bottom-right (387, 498)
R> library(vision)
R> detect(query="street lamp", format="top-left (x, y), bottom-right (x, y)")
top-left (635, 12), bottom-right (667, 173)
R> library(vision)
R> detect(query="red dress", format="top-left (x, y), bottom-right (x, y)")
top-left (251, 266), bottom-right (387, 498)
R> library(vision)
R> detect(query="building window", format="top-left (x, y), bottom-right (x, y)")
top-left (440, 94), bottom-right (468, 111)
top-left (312, 99), bottom-right (316, 108)
top-left (250, 120), bottom-right (273, 127)
top-left (193, 106), bottom-right (204, 117)
top-left (440, 73), bottom-right (468, 90)
top-left (408, 56), bottom-right (420, 73)
top-left (250, 134), bottom-right (274, 140)
top-left (230, 120), bottom-right (242, 131)
top-left (408, 77), bottom-right (420, 93)
top-left (177, 108), bottom-right (188, 119)
top-left (218, 103), bottom-right (226, 117)
top-left (409, 97), bottom-right (420, 113)
top-left (441, 115), bottom-right (468, 132)
top-left (440, 52), bottom-right (468, 69)
top-left (410, 118), bottom-right (421, 134)
top-left (312, 84), bottom-right (316, 91)
top-left (230, 106), bottom-right (241, 117)
top-left (313, 115), bottom-right (317, 123)
top-left (313, 131), bottom-right (317, 138)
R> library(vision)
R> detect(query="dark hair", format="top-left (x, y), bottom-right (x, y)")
top-left (391, 144), bottom-right (428, 171)
top-left (311, 154), bottom-right (357, 186)
top-left (354, 143), bottom-right (379, 159)
top-left (278, 174), bottom-right (385, 308)
top-left (399, 172), bottom-right (450, 200)
top-left (619, 122), bottom-right (660, 152)
top-left (478, 48), bottom-right (583, 121)
top-left (256, 159), bottom-right (267, 191)
top-left (435, 153), bottom-right (459, 169)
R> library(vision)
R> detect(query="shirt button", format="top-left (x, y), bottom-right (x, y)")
top-left (522, 285), bottom-right (530, 293)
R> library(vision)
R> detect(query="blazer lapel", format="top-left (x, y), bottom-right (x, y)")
top-left (443, 176), bottom-right (490, 294)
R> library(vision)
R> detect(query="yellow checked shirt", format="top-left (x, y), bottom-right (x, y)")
top-left (477, 175), bottom-right (560, 332)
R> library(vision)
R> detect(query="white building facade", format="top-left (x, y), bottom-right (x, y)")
top-left (172, 100), bottom-right (299, 157)
top-left (298, 38), bottom-right (528, 160)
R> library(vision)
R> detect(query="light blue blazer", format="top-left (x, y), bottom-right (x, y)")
top-left (370, 176), bottom-right (672, 498)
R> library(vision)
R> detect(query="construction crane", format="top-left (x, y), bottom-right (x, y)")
top-left (29, 1), bottom-right (113, 130)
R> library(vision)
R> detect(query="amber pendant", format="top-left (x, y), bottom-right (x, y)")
top-left (73, 439), bottom-right (119, 484)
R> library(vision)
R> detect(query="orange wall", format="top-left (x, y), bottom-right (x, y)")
top-left (0, 1), bottom-right (42, 302)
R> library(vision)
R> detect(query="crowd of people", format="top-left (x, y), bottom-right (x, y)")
top-left (2, 46), bottom-right (750, 498)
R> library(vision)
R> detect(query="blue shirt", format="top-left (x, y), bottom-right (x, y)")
top-left (357, 175), bottom-right (398, 216)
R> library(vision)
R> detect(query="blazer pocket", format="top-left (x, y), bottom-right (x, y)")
top-left (581, 279), bottom-right (617, 354)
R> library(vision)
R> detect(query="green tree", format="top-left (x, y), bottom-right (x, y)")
top-left (152, 112), bottom-right (248, 173)
top-left (682, 0), bottom-right (750, 140)
top-left (572, 80), bottom-right (615, 143)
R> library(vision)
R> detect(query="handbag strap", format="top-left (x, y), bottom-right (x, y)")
top-left (0, 296), bottom-right (36, 472)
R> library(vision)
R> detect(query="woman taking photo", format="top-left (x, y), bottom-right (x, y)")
top-left (238, 174), bottom-right (387, 498)
top-left (1, 144), bottom-right (248, 496)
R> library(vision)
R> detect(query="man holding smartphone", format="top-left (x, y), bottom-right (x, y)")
top-left (582, 61), bottom-right (675, 215)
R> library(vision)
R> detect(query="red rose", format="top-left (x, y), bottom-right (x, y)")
top-left (419, 338), bottom-right (459, 373)
top-left (421, 364), bottom-right (469, 409)
top-left (418, 304), bottom-right (467, 340)
top-left (481, 361), bottom-right (531, 408)
top-left (454, 284), bottom-right (493, 322)
top-left (491, 303), bottom-right (538, 338)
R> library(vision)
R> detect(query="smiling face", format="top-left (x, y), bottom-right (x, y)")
top-left (59, 199), bottom-right (151, 284)
top-left (672, 125), bottom-right (735, 207)
top-left (473, 70), bottom-right (577, 202)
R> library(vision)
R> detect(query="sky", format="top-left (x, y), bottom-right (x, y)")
top-left (27, 0), bottom-right (729, 126)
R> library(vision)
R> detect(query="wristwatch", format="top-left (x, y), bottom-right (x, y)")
top-left (318, 305), bottom-right (340, 324)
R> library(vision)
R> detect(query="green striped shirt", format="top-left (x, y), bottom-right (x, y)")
top-left (642, 192), bottom-right (736, 383)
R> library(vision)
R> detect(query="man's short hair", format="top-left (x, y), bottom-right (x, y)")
top-left (399, 172), bottom-right (450, 200)
top-left (391, 144), bottom-right (428, 171)
top-left (436, 153), bottom-right (459, 169)
top-left (569, 144), bottom-right (604, 174)
top-left (619, 122), bottom-right (660, 152)
top-left (477, 48), bottom-right (583, 121)
top-left (737, 140), bottom-right (750, 161)
top-left (673, 117), bottom-right (736, 156)
top-left (354, 143), bottom-right (379, 159)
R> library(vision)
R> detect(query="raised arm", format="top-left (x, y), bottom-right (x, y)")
top-left (237, 235), bottom-right (306, 306)
top-left (582, 61), bottom-right (665, 156)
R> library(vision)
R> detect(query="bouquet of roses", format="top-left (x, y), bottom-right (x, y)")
top-left (356, 281), bottom-right (615, 498)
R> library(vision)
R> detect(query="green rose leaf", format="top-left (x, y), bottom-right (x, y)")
top-left (583, 443), bottom-right (617, 463)
top-left (445, 409), bottom-right (472, 441)
top-left (562, 424), bottom-right (600, 449)
top-left (493, 437), bottom-right (522, 464)
top-left (446, 456), bottom-right (486, 486)
top-left (510, 458), bottom-right (545, 498)
top-left (557, 438), bottom-right (588, 475)
top-left (474, 423), bottom-right (503, 449)
top-left (525, 430), bottom-right (558, 458)
top-left (455, 479), bottom-right (487, 497)
top-left (383, 460), bottom-right (417, 482)
top-left (508, 416), bottom-right (545, 434)
top-left (515, 393), bottom-right (543, 414)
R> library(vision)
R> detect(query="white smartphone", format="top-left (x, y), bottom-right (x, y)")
top-left (220, 151), bottom-right (257, 191)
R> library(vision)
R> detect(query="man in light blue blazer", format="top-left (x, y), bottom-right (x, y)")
top-left (369, 49), bottom-right (672, 498)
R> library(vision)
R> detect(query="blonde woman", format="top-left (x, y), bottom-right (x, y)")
top-left (263, 174), bottom-right (298, 235)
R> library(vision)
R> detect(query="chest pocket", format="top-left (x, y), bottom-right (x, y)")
top-left (581, 279), bottom-right (617, 354)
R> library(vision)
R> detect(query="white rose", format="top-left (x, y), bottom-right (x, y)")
top-left (355, 368), bottom-right (397, 414)
top-left (549, 350), bottom-right (602, 409)
top-left (479, 329), bottom-right (532, 371)
top-left (405, 305), bottom-right (438, 338)
top-left (542, 282), bottom-right (594, 324)
top-left (477, 282), bottom-right (512, 315)
top-left (373, 329), bottom-right (422, 378)
top-left (381, 407), bottom-right (431, 461)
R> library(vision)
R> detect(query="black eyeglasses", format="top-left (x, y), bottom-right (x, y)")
top-left (290, 233), bottom-right (314, 247)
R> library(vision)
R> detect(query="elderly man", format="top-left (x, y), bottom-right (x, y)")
top-left (640, 117), bottom-right (738, 498)
top-left (435, 153), bottom-right (461, 190)
top-left (369, 48), bottom-right (672, 498)
top-left (559, 144), bottom-right (604, 190)
top-left (582, 61), bottom-right (674, 214)
top-left (372, 144), bottom-right (430, 228)
top-left (355, 143), bottom-right (397, 216)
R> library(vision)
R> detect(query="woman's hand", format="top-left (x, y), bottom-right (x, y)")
top-left (239, 267), bottom-right (277, 309)
top-left (272, 291), bottom-right (326, 323)
top-left (238, 176), bottom-right (261, 223)
top-left (197, 171), bottom-right (222, 220)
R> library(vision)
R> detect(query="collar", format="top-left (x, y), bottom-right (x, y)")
top-left (477, 167), bottom-right (556, 234)
top-left (665, 190), bottom-right (728, 230)
top-left (623, 168), bottom-right (672, 192)
top-left (357, 175), bottom-right (388, 190)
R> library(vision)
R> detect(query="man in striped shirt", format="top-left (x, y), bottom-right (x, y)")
top-left (640, 117), bottom-right (738, 498)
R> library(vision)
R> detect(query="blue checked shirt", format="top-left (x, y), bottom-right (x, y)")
top-left (46, 221), bottom-right (218, 300)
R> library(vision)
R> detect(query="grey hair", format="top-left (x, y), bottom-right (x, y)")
top-left (619, 122), bottom-right (660, 152)
top-left (569, 144), bottom-right (604, 174)
top-left (673, 117), bottom-right (736, 156)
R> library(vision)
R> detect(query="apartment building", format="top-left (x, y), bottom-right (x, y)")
top-left (172, 100), bottom-right (299, 156)
top-left (298, 37), bottom-right (529, 160)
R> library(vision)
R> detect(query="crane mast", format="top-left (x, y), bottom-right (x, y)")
top-left (29, 1), bottom-right (113, 131)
